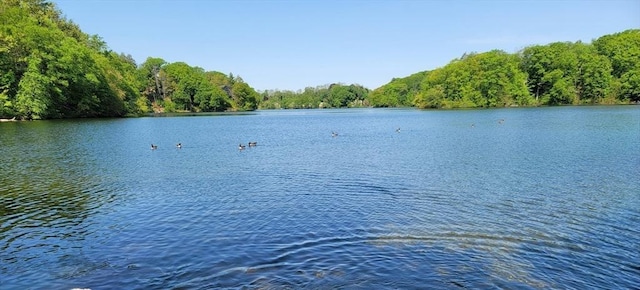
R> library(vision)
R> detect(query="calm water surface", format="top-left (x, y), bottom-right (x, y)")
top-left (1, 106), bottom-right (639, 289)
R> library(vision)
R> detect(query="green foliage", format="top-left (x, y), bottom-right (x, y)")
top-left (15, 54), bottom-right (50, 119)
top-left (134, 96), bottom-right (150, 114)
top-left (545, 72), bottom-right (575, 105)
top-left (377, 31), bottom-right (636, 108)
top-left (135, 59), bottom-right (257, 112)
top-left (413, 50), bottom-right (531, 108)
top-left (0, 0), bottom-right (636, 119)
top-left (231, 80), bottom-right (259, 111)
top-left (0, 0), bottom-right (130, 118)
top-left (370, 71), bottom-right (427, 107)
top-left (620, 68), bottom-right (640, 102)
top-left (203, 72), bottom-right (231, 111)
top-left (328, 85), bottom-right (354, 107)
top-left (137, 57), bottom-right (167, 105)
top-left (161, 97), bottom-right (176, 113)
top-left (593, 29), bottom-right (640, 102)
top-left (593, 29), bottom-right (640, 78)
top-left (520, 41), bottom-right (613, 105)
top-left (259, 83), bottom-right (369, 109)
top-left (163, 62), bottom-right (202, 111)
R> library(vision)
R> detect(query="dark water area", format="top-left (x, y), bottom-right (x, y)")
top-left (1, 106), bottom-right (639, 289)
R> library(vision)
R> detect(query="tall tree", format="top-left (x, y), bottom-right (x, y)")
top-left (138, 57), bottom-right (167, 105)
top-left (230, 77), bottom-right (259, 111)
top-left (520, 42), bottom-right (612, 105)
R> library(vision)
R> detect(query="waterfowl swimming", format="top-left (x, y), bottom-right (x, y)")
top-left (331, 131), bottom-right (338, 137)
top-left (176, 143), bottom-right (182, 149)
top-left (248, 141), bottom-right (257, 147)
top-left (498, 119), bottom-right (505, 124)
top-left (396, 127), bottom-right (401, 133)
top-left (238, 144), bottom-right (246, 150)
top-left (151, 144), bottom-right (158, 150)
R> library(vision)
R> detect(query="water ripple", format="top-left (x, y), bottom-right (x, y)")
top-left (1, 107), bottom-right (639, 289)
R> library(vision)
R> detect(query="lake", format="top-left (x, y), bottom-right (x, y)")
top-left (1, 106), bottom-right (639, 289)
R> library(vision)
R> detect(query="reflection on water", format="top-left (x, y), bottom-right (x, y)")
top-left (1, 107), bottom-right (639, 289)
top-left (0, 121), bottom-right (116, 283)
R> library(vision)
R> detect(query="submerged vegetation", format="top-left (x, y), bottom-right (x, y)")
top-left (0, 0), bottom-right (638, 119)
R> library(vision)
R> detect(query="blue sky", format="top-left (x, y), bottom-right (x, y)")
top-left (53, 0), bottom-right (639, 91)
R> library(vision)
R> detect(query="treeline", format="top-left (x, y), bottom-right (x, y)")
top-left (139, 58), bottom-right (259, 113)
top-left (0, 0), bottom-right (259, 119)
top-left (260, 83), bottom-right (370, 109)
top-left (373, 29), bottom-right (640, 109)
top-left (1, 1), bottom-right (638, 120)
top-left (229, 29), bottom-right (639, 110)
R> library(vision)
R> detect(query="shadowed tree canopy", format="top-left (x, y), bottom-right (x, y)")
top-left (0, 0), bottom-right (260, 118)
top-left (0, 0), bottom-right (144, 119)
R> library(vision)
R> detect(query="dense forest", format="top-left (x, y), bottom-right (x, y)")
top-left (1, 0), bottom-right (638, 119)
top-left (252, 30), bottom-right (640, 110)
top-left (0, 0), bottom-right (262, 119)
top-left (378, 30), bottom-right (640, 109)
